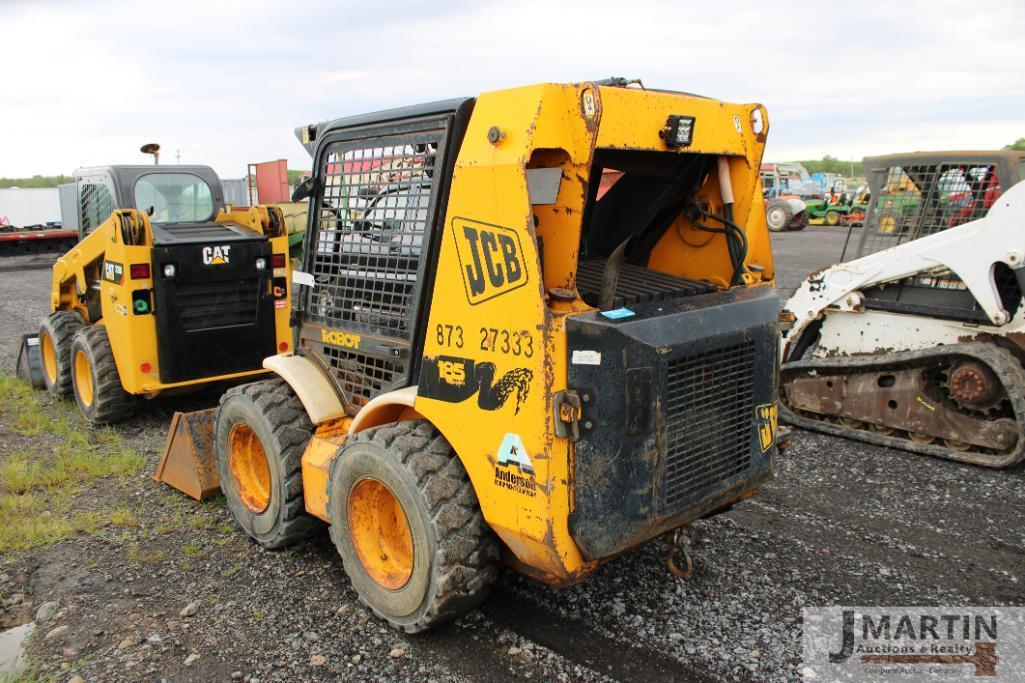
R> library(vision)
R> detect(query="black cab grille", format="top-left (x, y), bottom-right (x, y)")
top-left (324, 346), bottom-right (404, 408)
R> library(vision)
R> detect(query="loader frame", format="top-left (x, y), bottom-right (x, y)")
top-left (271, 82), bottom-right (780, 583)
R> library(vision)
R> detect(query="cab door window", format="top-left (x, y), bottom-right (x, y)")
top-left (78, 182), bottom-right (113, 237)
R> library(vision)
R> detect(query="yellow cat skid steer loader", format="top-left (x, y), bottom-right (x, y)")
top-left (23, 166), bottom-right (293, 447)
top-left (160, 81), bottom-right (781, 632)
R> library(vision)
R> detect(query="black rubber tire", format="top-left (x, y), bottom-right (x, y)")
top-left (328, 420), bottom-right (499, 633)
top-left (824, 210), bottom-right (841, 226)
top-left (765, 200), bottom-right (793, 232)
top-left (39, 311), bottom-right (84, 398)
top-left (215, 378), bottom-right (320, 549)
top-left (69, 326), bottom-right (135, 424)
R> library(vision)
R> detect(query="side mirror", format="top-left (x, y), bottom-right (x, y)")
top-left (146, 205), bottom-right (155, 216)
top-left (291, 176), bottom-right (317, 202)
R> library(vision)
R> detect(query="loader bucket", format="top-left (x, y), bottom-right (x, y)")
top-left (154, 409), bottom-right (221, 500)
top-left (16, 334), bottom-right (45, 389)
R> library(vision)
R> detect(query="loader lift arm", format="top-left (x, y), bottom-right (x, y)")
top-left (782, 180), bottom-right (1025, 360)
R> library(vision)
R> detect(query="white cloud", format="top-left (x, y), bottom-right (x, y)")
top-left (0, 0), bottom-right (1023, 177)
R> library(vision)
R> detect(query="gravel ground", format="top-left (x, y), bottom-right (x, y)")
top-left (0, 226), bottom-right (1023, 682)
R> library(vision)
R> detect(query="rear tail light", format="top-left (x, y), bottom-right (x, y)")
top-left (130, 263), bottom-right (150, 279)
top-left (272, 253), bottom-right (286, 268)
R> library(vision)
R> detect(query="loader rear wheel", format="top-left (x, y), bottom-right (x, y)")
top-left (215, 379), bottom-right (319, 549)
top-left (825, 210), bottom-right (841, 226)
top-left (69, 326), bottom-right (135, 424)
top-left (39, 311), bottom-right (83, 398)
top-left (328, 420), bottom-right (499, 633)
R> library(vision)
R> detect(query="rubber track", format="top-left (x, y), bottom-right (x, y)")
top-left (40, 311), bottom-right (83, 398)
top-left (74, 325), bottom-right (134, 424)
top-left (339, 421), bottom-right (500, 633)
top-left (780, 341), bottom-right (1025, 468)
top-left (218, 378), bottom-right (318, 548)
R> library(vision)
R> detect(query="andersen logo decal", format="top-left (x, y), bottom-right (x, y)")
top-left (493, 433), bottom-right (535, 497)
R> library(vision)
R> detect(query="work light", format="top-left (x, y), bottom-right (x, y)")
top-left (660, 115), bottom-right (695, 148)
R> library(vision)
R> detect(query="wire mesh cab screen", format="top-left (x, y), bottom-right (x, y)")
top-left (302, 123), bottom-right (448, 409)
top-left (857, 163), bottom-right (1002, 258)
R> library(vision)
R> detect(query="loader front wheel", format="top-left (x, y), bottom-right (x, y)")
top-left (215, 379), bottom-right (319, 549)
top-left (70, 326), bottom-right (134, 424)
top-left (39, 311), bottom-right (83, 398)
top-left (328, 420), bottom-right (499, 633)
top-left (765, 200), bottom-right (793, 232)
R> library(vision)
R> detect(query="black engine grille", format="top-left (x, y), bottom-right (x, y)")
top-left (576, 259), bottom-right (714, 309)
top-left (663, 341), bottom-right (756, 508)
top-left (176, 279), bottom-right (260, 332)
top-left (324, 346), bottom-right (405, 408)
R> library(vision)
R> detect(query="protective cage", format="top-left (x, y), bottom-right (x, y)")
top-left (298, 116), bottom-right (454, 410)
top-left (850, 152), bottom-right (1025, 321)
top-left (856, 153), bottom-right (1024, 259)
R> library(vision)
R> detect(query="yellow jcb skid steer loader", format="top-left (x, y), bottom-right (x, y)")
top-left (161, 81), bottom-right (780, 632)
top-left (24, 166), bottom-right (293, 442)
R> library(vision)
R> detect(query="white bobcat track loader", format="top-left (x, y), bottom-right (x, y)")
top-left (779, 153), bottom-right (1025, 468)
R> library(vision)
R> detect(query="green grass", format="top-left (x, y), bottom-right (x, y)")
top-left (110, 506), bottom-right (139, 528)
top-left (187, 514), bottom-right (217, 531)
top-left (0, 374), bottom-right (146, 552)
top-left (219, 565), bottom-right (241, 579)
top-left (124, 544), bottom-right (166, 564)
top-left (181, 539), bottom-right (206, 558)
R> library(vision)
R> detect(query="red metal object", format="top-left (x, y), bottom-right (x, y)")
top-left (0, 228), bottom-right (76, 242)
top-left (596, 170), bottom-right (623, 200)
top-left (0, 228), bottom-right (79, 256)
top-left (247, 159), bottom-right (290, 205)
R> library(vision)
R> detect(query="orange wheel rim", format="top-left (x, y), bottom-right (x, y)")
top-left (227, 424), bottom-right (272, 513)
top-left (41, 333), bottom-right (58, 383)
top-left (73, 349), bottom-right (94, 406)
top-left (347, 478), bottom-right (414, 590)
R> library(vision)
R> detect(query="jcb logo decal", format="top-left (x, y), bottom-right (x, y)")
top-left (755, 403), bottom-right (778, 453)
top-left (320, 329), bottom-right (361, 349)
top-left (102, 260), bottom-right (124, 285)
top-left (453, 218), bottom-right (526, 305)
top-left (202, 245), bottom-right (231, 265)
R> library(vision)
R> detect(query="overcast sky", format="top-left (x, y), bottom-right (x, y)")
top-left (2, 0), bottom-right (1023, 179)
